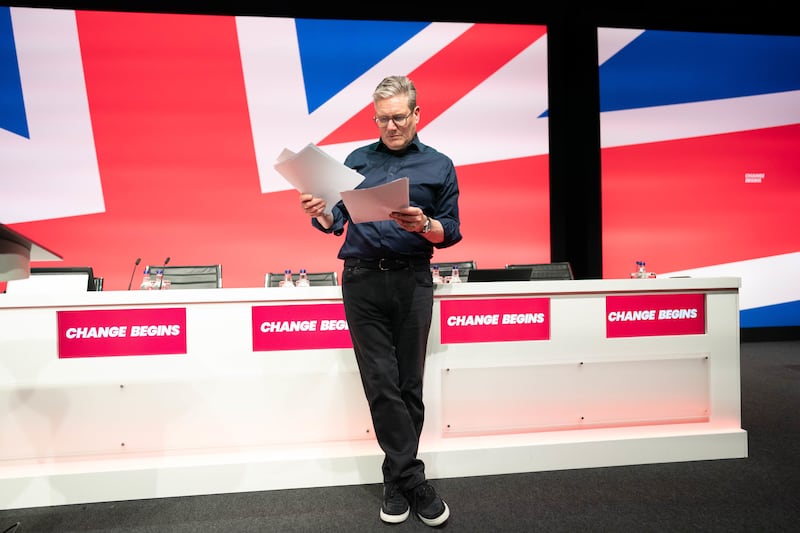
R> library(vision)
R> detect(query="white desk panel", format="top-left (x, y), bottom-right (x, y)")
top-left (0, 278), bottom-right (746, 509)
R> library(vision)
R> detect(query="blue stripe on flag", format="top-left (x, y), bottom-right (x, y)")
top-left (0, 6), bottom-right (29, 138)
top-left (295, 18), bottom-right (429, 113)
top-left (600, 30), bottom-right (800, 112)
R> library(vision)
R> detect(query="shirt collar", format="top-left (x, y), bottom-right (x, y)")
top-left (375, 135), bottom-right (423, 155)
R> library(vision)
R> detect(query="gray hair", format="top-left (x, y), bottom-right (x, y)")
top-left (373, 75), bottom-right (417, 110)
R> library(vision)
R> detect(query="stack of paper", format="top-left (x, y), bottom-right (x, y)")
top-left (275, 143), bottom-right (410, 222)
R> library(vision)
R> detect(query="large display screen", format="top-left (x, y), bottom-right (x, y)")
top-left (598, 28), bottom-right (800, 329)
top-left (1, 6), bottom-right (550, 289)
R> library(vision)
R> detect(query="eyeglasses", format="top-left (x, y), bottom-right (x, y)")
top-left (373, 112), bottom-right (413, 127)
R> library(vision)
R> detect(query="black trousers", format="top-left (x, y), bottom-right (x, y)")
top-left (341, 263), bottom-right (434, 491)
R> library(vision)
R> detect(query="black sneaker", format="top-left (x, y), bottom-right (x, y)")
top-left (408, 481), bottom-right (450, 527)
top-left (380, 483), bottom-right (410, 524)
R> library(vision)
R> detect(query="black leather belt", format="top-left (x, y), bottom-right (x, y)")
top-left (344, 258), bottom-right (430, 271)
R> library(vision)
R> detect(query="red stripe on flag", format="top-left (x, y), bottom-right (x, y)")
top-left (33, 11), bottom-right (270, 289)
top-left (602, 124), bottom-right (800, 277)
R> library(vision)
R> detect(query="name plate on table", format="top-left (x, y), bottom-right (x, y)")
top-left (440, 298), bottom-right (550, 344)
top-left (252, 303), bottom-right (352, 351)
top-left (606, 293), bottom-right (706, 338)
top-left (57, 308), bottom-right (187, 358)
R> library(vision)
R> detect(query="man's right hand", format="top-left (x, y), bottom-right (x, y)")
top-left (300, 193), bottom-right (333, 228)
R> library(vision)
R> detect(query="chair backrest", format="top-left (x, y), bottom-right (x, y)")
top-left (265, 271), bottom-right (338, 287)
top-left (432, 260), bottom-right (476, 283)
top-left (161, 265), bottom-right (222, 289)
top-left (506, 262), bottom-right (574, 280)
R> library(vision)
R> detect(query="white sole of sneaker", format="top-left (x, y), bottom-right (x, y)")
top-left (418, 500), bottom-right (450, 527)
top-left (380, 508), bottom-right (410, 524)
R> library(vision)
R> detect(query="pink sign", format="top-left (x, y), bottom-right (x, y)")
top-left (606, 293), bottom-right (706, 338)
top-left (440, 298), bottom-right (550, 344)
top-left (57, 308), bottom-right (187, 358)
top-left (252, 303), bottom-right (352, 351)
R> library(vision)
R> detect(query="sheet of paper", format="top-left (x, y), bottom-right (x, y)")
top-left (274, 143), bottom-right (364, 213)
top-left (340, 177), bottom-right (410, 223)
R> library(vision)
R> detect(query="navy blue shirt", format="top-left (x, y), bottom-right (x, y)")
top-left (312, 135), bottom-right (462, 260)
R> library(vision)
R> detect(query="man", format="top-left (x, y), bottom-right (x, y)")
top-left (299, 75), bottom-right (461, 527)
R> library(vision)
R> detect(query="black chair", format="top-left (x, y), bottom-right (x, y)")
top-left (506, 262), bottom-right (574, 280)
top-left (265, 271), bottom-right (338, 287)
top-left (432, 260), bottom-right (476, 283)
top-left (160, 265), bottom-right (222, 289)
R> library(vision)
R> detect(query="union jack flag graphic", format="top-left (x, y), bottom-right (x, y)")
top-left (598, 28), bottom-right (800, 327)
top-left (1, 7), bottom-right (549, 290)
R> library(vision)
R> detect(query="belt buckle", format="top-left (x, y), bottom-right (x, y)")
top-left (379, 258), bottom-right (391, 271)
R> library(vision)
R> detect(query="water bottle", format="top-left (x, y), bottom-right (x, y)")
top-left (139, 266), bottom-right (154, 290)
top-left (280, 269), bottom-right (294, 288)
top-left (296, 268), bottom-right (310, 287)
top-left (630, 260), bottom-right (650, 279)
top-left (431, 264), bottom-right (443, 284)
top-left (449, 265), bottom-right (462, 283)
top-left (154, 268), bottom-right (164, 289)
top-left (631, 261), bottom-right (641, 278)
